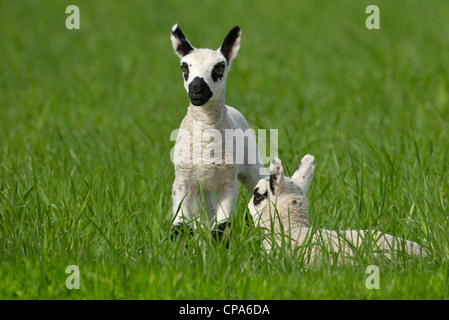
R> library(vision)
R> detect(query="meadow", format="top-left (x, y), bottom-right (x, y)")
top-left (0, 0), bottom-right (448, 299)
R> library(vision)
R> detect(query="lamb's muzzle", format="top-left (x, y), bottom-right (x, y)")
top-left (188, 77), bottom-right (213, 106)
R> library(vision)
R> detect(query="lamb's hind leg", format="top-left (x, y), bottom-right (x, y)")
top-left (343, 230), bottom-right (428, 260)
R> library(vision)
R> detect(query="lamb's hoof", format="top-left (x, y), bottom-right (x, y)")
top-left (212, 221), bottom-right (231, 245)
top-left (170, 223), bottom-right (193, 240)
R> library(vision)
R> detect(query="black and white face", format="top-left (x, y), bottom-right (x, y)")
top-left (180, 50), bottom-right (227, 106)
top-left (248, 155), bottom-right (316, 228)
top-left (248, 177), bottom-right (271, 226)
top-left (170, 24), bottom-right (241, 107)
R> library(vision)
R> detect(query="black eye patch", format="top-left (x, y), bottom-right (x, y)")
top-left (211, 62), bottom-right (226, 82)
top-left (253, 187), bottom-right (268, 206)
top-left (181, 62), bottom-right (189, 81)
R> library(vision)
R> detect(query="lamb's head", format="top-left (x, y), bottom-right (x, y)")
top-left (170, 24), bottom-right (241, 107)
top-left (248, 155), bottom-right (316, 230)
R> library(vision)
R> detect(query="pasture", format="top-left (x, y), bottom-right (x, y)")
top-left (1, 0), bottom-right (448, 299)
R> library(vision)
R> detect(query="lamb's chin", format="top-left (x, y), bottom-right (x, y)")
top-left (189, 93), bottom-right (213, 106)
top-left (190, 99), bottom-right (207, 106)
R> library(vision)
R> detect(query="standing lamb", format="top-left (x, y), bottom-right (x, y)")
top-left (248, 155), bottom-right (428, 264)
top-left (170, 24), bottom-right (266, 237)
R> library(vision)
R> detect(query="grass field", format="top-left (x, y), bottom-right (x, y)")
top-left (1, 0), bottom-right (449, 300)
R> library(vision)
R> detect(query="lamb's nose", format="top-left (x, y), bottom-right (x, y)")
top-left (188, 77), bottom-right (213, 106)
top-left (191, 87), bottom-right (203, 94)
top-left (189, 77), bottom-right (206, 95)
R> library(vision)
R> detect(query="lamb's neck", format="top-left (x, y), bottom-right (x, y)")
top-left (187, 100), bottom-right (227, 125)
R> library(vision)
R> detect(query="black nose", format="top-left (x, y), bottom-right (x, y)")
top-left (190, 84), bottom-right (203, 95)
top-left (188, 77), bottom-right (213, 106)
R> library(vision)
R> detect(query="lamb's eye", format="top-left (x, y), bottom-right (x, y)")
top-left (215, 66), bottom-right (224, 76)
top-left (253, 187), bottom-right (268, 206)
top-left (212, 62), bottom-right (226, 81)
top-left (181, 63), bottom-right (189, 81)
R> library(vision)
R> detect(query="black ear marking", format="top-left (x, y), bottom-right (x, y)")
top-left (269, 158), bottom-right (284, 195)
top-left (171, 24), bottom-right (194, 57)
top-left (269, 173), bottom-right (276, 195)
top-left (220, 26), bottom-right (241, 63)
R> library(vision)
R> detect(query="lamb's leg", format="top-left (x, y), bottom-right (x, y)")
top-left (171, 178), bottom-right (200, 237)
top-left (343, 230), bottom-right (427, 259)
top-left (204, 190), bottom-right (216, 221)
top-left (212, 182), bottom-right (238, 240)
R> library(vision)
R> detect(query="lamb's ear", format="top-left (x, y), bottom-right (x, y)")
top-left (171, 24), bottom-right (195, 58)
top-left (269, 157), bottom-right (284, 195)
top-left (219, 26), bottom-right (241, 64)
top-left (291, 154), bottom-right (315, 193)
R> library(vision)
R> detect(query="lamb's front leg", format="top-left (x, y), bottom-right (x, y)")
top-left (170, 178), bottom-right (200, 238)
top-left (212, 182), bottom-right (238, 240)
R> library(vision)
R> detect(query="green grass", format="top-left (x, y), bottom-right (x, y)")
top-left (1, 0), bottom-right (449, 299)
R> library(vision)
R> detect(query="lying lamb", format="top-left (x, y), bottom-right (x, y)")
top-left (248, 155), bottom-right (428, 264)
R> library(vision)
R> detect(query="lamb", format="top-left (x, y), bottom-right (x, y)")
top-left (170, 24), bottom-right (266, 237)
top-left (248, 155), bottom-right (428, 264)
